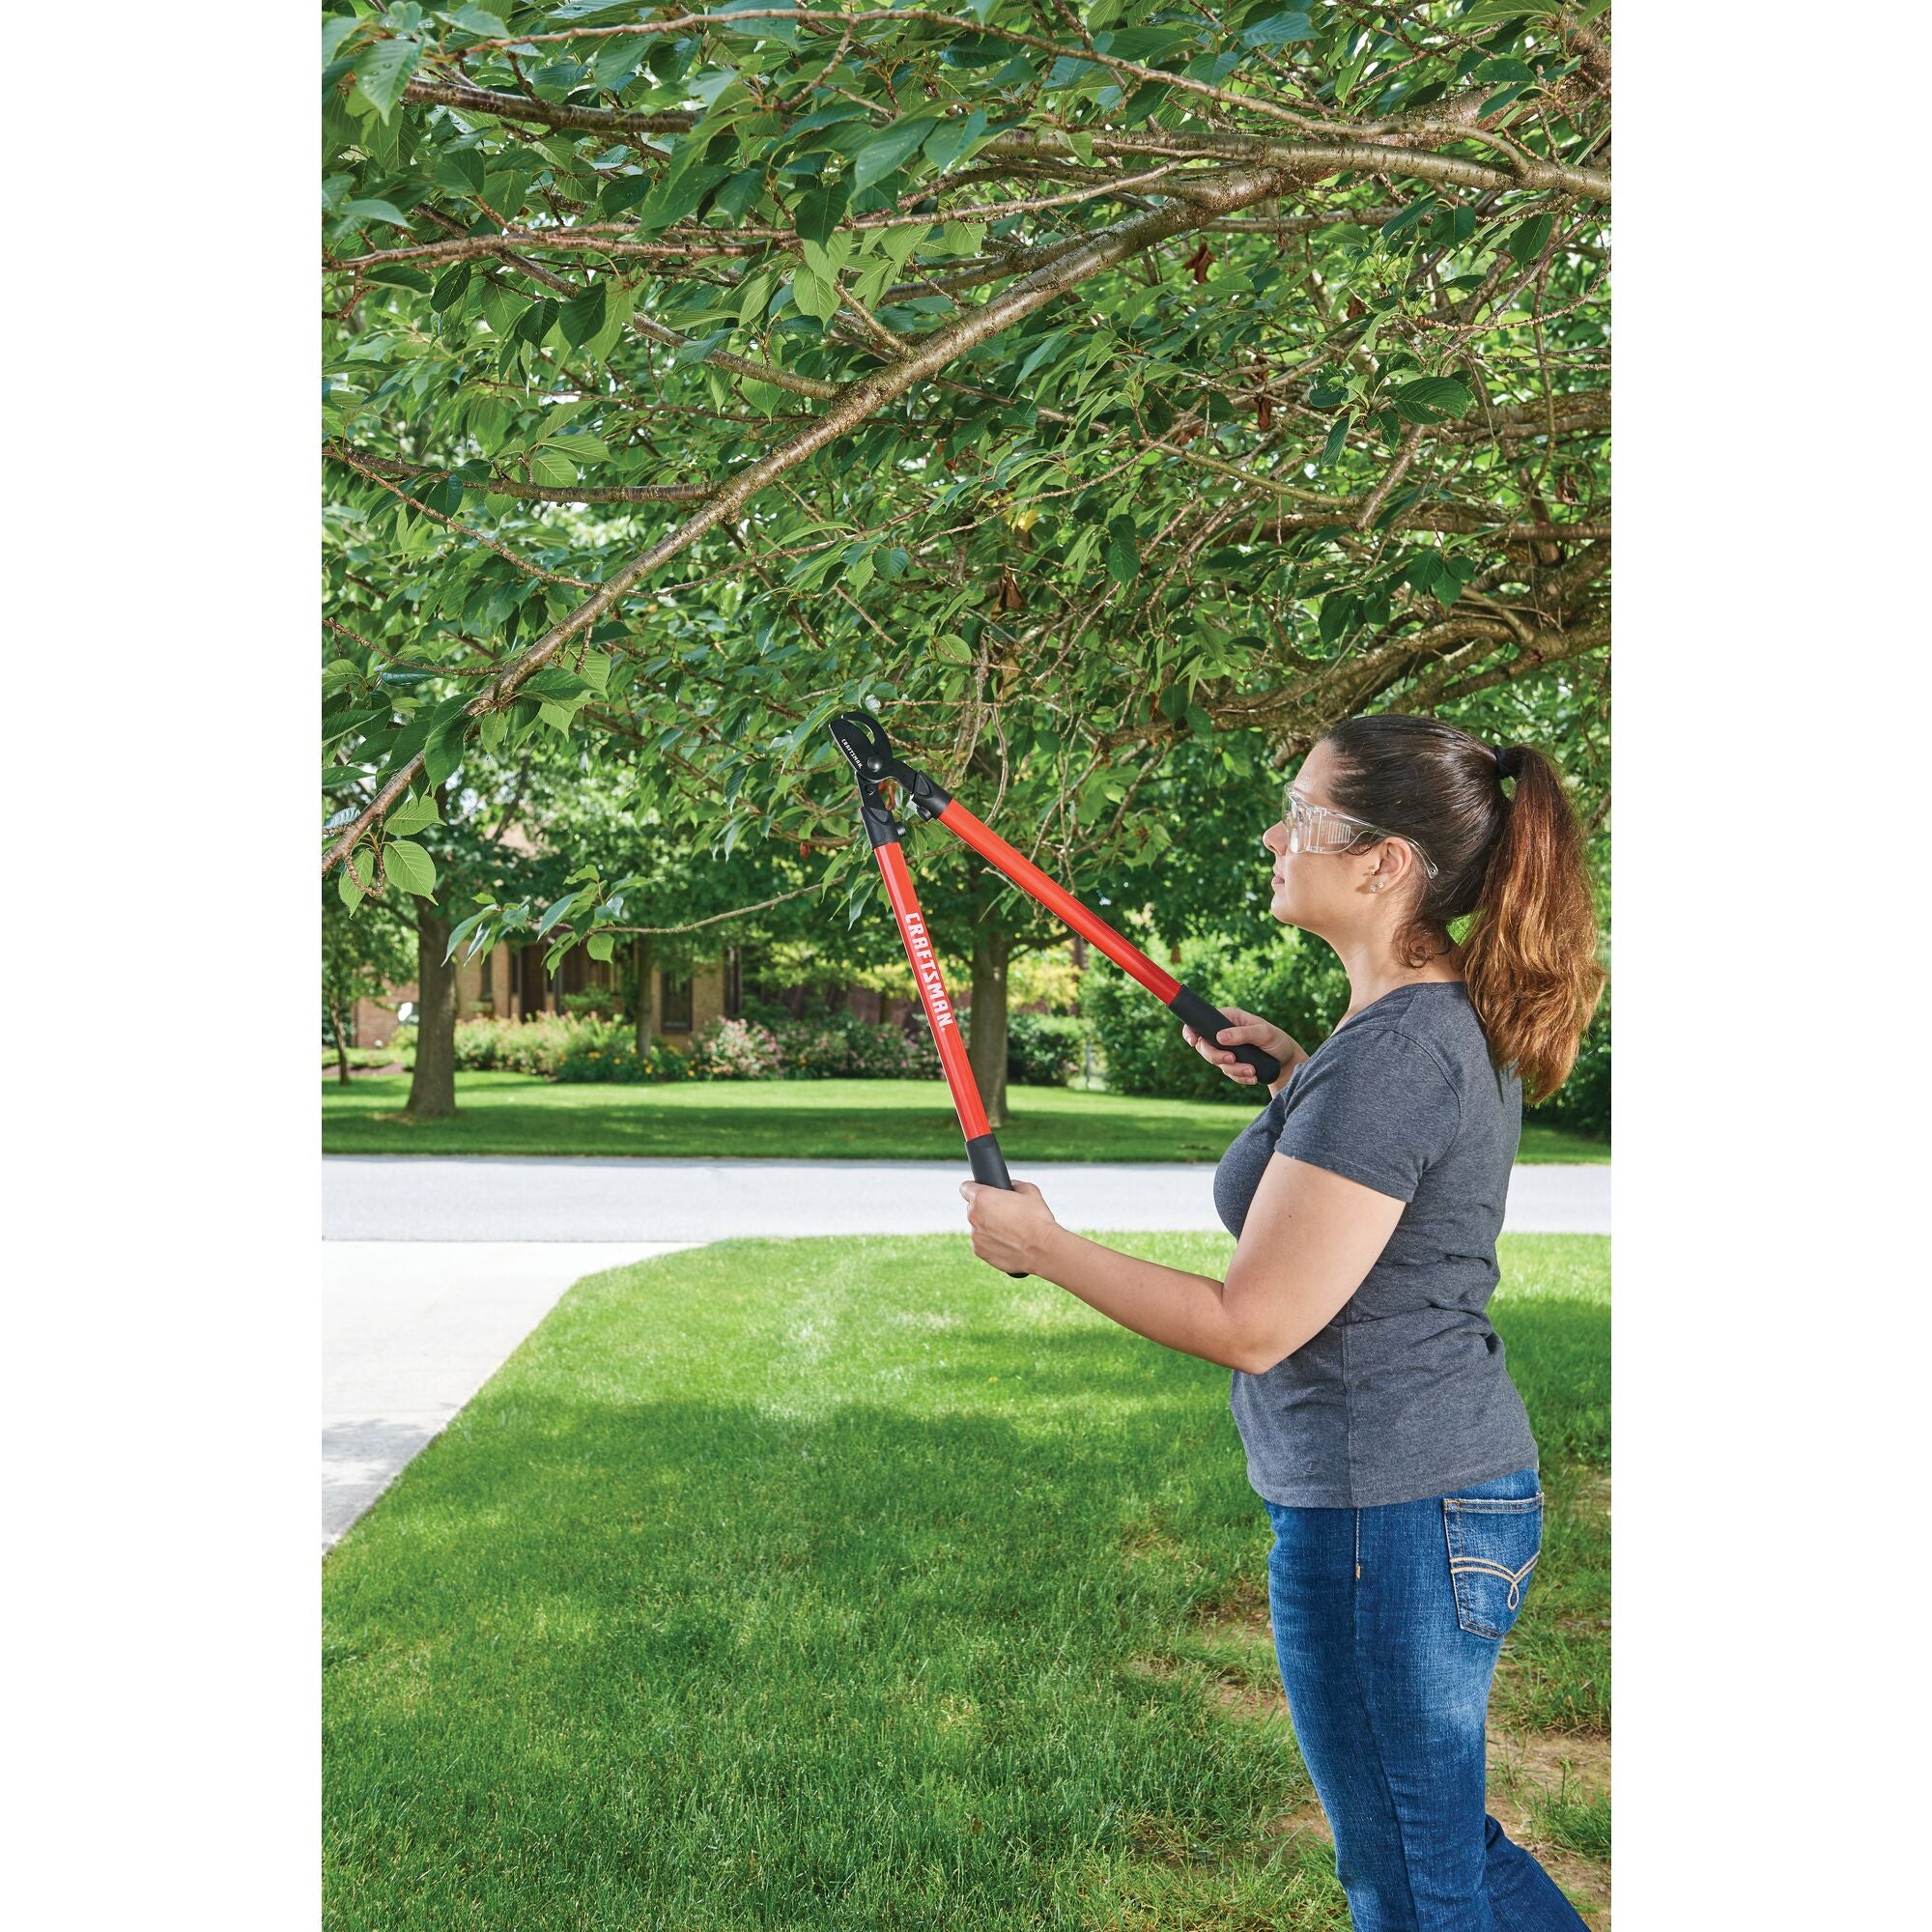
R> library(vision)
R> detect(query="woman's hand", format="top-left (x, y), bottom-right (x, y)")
top-left (1181, 1007), bottom-right (1309, 1096)
top-left (959, 1178), bottom-right (1061, 1275)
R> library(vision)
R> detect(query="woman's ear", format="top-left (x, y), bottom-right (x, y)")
top-left (1364, 843), bottom-right (1406, 894)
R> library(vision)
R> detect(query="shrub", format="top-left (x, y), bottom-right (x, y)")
top-left (555, 1019), bottom-right (691, 1084)
top-left (689, 1016), bottom-right (784, 1081)
top-left (1084, 931), bottom-right (1349, 1102)
top-left (1087, 928), bottom-right (1611, 1133)
top-left (1005, 1011), bottom-right (1089, 1087)
top-left (766, 1010), bottom-right (940, 1080)
top-left (454, 1012), bottom-right (582, 1077)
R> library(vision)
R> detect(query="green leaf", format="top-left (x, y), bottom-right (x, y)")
top-left (429, 261), bottom-right (472, 313)
top-left (923, 108), bottom-right (991, 175)
top-left (423, 729), bottom-right (468, 791)
top-left (735, 270), bottom-right (778, 327)
top-left (339, 198), bottom-right (413, 232)
top-left (801, 232), bottom-right (855, 282)
top-left (559, 283), bottom-right (607, 347)
top-left (353, 38), bottom-right (422, 123)
top-left (323, 16), bottom-right (364, 66)
top-left (442, 908), bottom-right (489, 963)
top-left (536, 892), bottom-right (580, 939)
top-left (794, 180), bottom-right (851, 244)
top-left (586, 931), bottom-right (615, 963)
top-left (789, 265), bottom-right (839, 324)
top-left (434, 146), bottom-right (487, 198)
top-left (337, 846), bottom-right (373, 912)
top-left (673, 327), bottom-right (732, 367)
top-left (1106, 516), bottom-right (1140, 585)
top-left (591, 33), bottom-right (650, 89)
top-left (1390, 377), bottom-right (1474, 424)
top-left (851, 115), bottom-right (940, 195)
top-left (364, 265), bottom-right (433, 293)
top-left (710, 166), bottom-right (768, 225)
top-left (1379, 197), bottom-right (1435, 242)
top-left (386, 789), bottom-right (441, 838)
top-left (1241, 13), bottom-right (1316, 47)
top-left (937, 220), bottom-right (987, 257)
top-left (1506, 211), bottom-right (1555, 267)
top-left (512, 297), bottom-right (558, 346)
top-left (528, 447), bottom-right (580, 487)
top-left (383, 838), bottom-right (438, 897)
top-left (1320, 412), bottom-right (1352, 469)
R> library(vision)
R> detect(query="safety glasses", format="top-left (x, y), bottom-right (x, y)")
top-left (1281, 783), bottom-right (1439, 879)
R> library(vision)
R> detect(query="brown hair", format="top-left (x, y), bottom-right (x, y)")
top-left (1318, 714), bottom-right (1607, 1104)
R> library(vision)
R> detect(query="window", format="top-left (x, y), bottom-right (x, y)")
top-left (660, 971), bottom-right (693, 1033)
top-left (724, 946), bottom-right (743, 1020)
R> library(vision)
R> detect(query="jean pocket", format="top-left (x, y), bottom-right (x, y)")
top-left (1442, 1491), bottom-right (1544, 1640)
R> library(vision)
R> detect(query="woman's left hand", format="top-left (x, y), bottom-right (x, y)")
top-left (958, 1179), bottom-right (1060, 1275)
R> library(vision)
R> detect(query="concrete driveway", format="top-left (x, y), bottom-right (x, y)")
top-left (323, 1240), bottom-right (694, 1550)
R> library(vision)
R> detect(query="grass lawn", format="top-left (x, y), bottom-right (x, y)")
top-left (323, 1232), bottom-right (1609, 1930)
top-left (322, 1071), bottom-right (1609, 1165)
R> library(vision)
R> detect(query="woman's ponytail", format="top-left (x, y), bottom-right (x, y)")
top-left (1459, 745), bottom-right (1607, 1104)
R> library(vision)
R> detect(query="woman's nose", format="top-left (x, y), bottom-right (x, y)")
top-left (1262, 821), bottom-right (1287, 856)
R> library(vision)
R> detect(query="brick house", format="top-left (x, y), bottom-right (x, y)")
top-left (351, 943), bottom-right (741, 1050)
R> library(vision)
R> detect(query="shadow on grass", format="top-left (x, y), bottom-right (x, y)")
top-left (325, 1289), bottom-right (1605, 1931)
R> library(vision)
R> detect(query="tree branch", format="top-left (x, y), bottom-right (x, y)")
top-left (321, 166), bottom-right (1295, 874)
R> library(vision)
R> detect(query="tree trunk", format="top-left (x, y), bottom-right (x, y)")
top-left (327, 999), bottom-right (353, 1085)
top-left (405, 907), bottom-right (457, 1121)
top-left (968, 909), bottom-right (1012, 1131)
top-left (634, 936), bottom-right (654, 1057)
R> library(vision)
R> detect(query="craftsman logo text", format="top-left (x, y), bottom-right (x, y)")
top-left (900, 912), bottom-right (954, 1032)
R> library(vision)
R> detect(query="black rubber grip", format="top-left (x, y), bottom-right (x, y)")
top-left (1168, 982), bottom-right (1281, 1088)
top-left (964, 1133), bottom-right (1028, 1278)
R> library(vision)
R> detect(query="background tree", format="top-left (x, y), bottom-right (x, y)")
top-left (321, 887), bottom-right (414, 1083)
top-left (323, 2), bottom-right (1610, 1111)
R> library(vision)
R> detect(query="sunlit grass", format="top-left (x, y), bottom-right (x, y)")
top-left (322, 1071), bottom-right (1609, 1165)
top-left (324, 1231), bottom-right (1608, 1929)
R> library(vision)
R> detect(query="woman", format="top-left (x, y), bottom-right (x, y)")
top-left (960, 713), bottom-right (1606, 1929)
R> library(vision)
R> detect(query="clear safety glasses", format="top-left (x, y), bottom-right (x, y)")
top-left (1280, 783), bottom-right (1439, 879)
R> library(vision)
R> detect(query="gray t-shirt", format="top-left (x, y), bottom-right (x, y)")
top-left (1211, 980), bottom-right (1539, 1508)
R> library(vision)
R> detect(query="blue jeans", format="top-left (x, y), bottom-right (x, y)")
top-left (1264, 1466), bottom-right (1588, 1930)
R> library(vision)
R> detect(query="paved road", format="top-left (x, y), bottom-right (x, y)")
top-left (324, 1155), bottom-right (1610, 1242)
top-left (323, 1240), bottom-right (695, 1550)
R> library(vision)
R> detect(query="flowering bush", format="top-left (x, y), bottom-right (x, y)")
top-left (688, 1016), bottom-right (784, 1081)
top-left (555, 1022), bottom-right (691, 1084)
top-left (448, 1008), bottom-right (996, 1085)
top-left (766, 1010), bottom-right (940, 1080)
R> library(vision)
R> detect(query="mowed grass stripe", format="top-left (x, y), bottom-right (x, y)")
top-left (323, 1232), bottom-right (1608, 1931)
top-left (322, 1071), bottom-right (1609, 1166)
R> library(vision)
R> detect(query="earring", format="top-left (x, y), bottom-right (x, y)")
top-left (1370, 881), bottom-right (1383, 893)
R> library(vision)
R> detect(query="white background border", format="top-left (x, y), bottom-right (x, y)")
top-left (9, 6), bottom-right (1923, 1923)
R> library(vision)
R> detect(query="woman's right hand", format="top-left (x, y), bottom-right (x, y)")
top-left (1181, 1007), bottom-right (1309, 1096)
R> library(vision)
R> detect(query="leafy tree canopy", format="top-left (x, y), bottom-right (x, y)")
top-left (323, 0), bottom-right (1610, 973)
